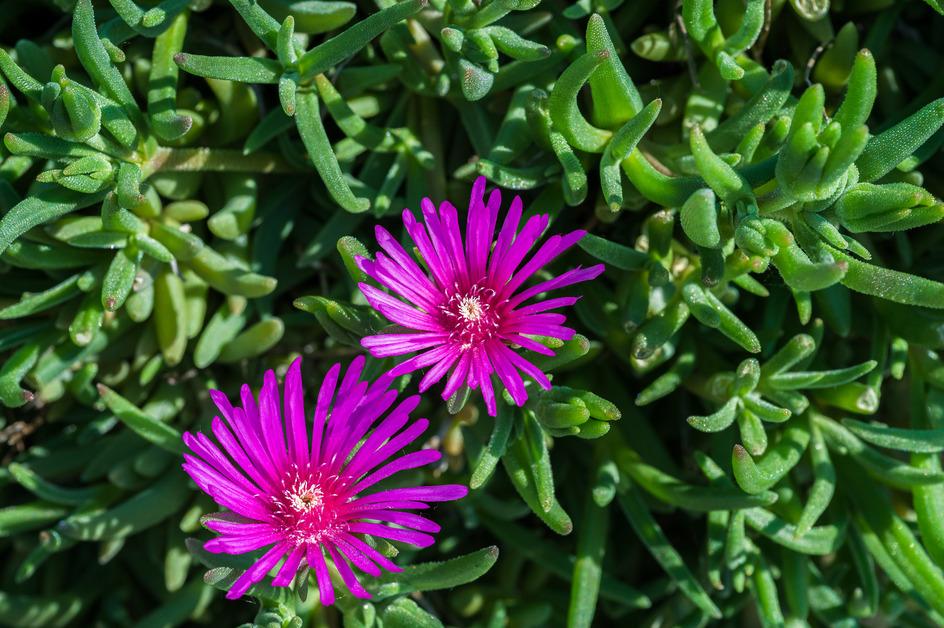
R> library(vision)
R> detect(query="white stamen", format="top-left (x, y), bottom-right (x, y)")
top-left (278, 480), bottom-right (323, 513)
top-left (439, 283), bottom-right (502, 348)
top-left (457, 295), bottom-right (484, 321)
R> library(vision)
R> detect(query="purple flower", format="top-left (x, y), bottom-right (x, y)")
top-left (181, 356), bottom-right (467, 602)
top-left (358, 176), bottom-right (604, 416)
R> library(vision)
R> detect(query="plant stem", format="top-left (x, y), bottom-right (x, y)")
top-left (143, 147), bottom-right (303, 177)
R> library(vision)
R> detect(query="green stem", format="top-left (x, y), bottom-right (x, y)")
top-left (143, 147), bottom-right (302, 177)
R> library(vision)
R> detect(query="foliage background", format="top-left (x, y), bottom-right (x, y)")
top-left (4, 0), bottom-right (944, 626)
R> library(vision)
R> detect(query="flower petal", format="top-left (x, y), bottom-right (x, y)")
top-left (472, 348), bottom-right (497, 416)
top-left (348, 522), bottom-right (435, 548)
top-left (337, 532), bottom-right (402, 573)
top-left (500, 229), bottom-right (587, 298)
top-left (309, 545), bottom-right (335, 606)
top-left (342, 397), bottom-right (421, 481)
top-left (361, 331), bottom-right (449, 358)
top-left (226, 542), bottom-right (289, 600)
top-left (387, 344), bottom-right (457, 377)
top-left (359, 283), bottom-right (443, 331)
top-left (259, 369), bottom-right (289, 471)
top-left (210, 417), bottom-right (276, 493)
top-left (485, 341), bottom-right (528, 406)
top-left (440, 350), bottom-right (473, 399)
top-left (351, 449), bottom-right (442, 494)
top-left (345, 418), bottom-right (430, 484)
top-left (361, 254), bottom-right (440, 312)
top-left (403, 209), bottom-right (452, 290)
top-left (271, 545), bottom-right (306, 587)
top-left (418, 349), bottom-right (459, 392)
top-left (508, 264), bottom-right (605, 308)
top-left (283, 357), bottom-right (309, 467)
top-left (183, 430), bottom-right (260, 496)
top-left (326, 543), bottom-right (371, 599)
top-left (487, 194), bottom-right (523, 279)
top-left (310, 362), bottom-right (341, 466)
top-left (354, 509), bottom-right (441, 533)
top-left (466, 176), bottom-right (499, 281)
top-left (357, 485), bottom-right (469, 504)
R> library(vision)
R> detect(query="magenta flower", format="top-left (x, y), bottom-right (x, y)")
top-left (181, 356), bottom-right (467, 602)
top-left (357, 176), bottom-right (604, 416)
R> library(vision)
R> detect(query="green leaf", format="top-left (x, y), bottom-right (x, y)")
top-left (0, 273), bottom-right (91, 321)
top-left (521, 413), bottom-right (556, 512)
top-left (840, 457), bottom-right (944, 617)
top-left (96, 384), bottom-right (183, 453)
top-left (857, 98), bottom-right (944, 183)
top-left (58, 473), bottom-right (189, 541)
top-left (679, 188), bottom-right (720, 248)
top-left (187, 244), bottom-right (277, 297)
top-left (833, 50), bottom-right (876, 133)
top-left (796, 417), bottom-right (835, 535)
top-left (7, 464), bottom-right (104, 506)
top-left (371, 546), bottom-right (498, 599)
top-left (381, 598), bottom-right (444, 628)
top-left (101, 248), bottom-right (141, 312)
top-left (707, 59), bottom-right (794, 153)
top-left (703, 289), bottom-right (761, 353)
top-left (577, 233), bottom-right (646, 270)
top-left (109, 0), bottom-right (191, 37)
top-left (297, 0), bottom-right (427, 81)
top-left (0, 591), bottom-right (83, 628)
top-left (842, 418), bottom-right (944, 453)
top-left (814, 412), bottom-right (944, 489)
top-left (0, 187), bottom-right (107, 255)
top-left (568, 493), bottom-right (608, 628)
top-left (599, 99), bottom-right (661, 210)
top-left (0, 342), bottom-right (39, 408)
top-left (586, 13), bottom-right (643, 127)
top-left (217, 318), bottom-right (285, 363)
top-left (732, 422), bottom-right (810, 494)
top-left (548, 51), bottom-right (612, 153)
top-left (617, 482), bottom-right (722, 619)
top-left (228, 0), bottom-right (282, 50)
top-left (135, 580), bottom-right (214, 628)
top-left (767, 360), bottom-right (877, 390)
top-left (0, 502), bottom-right (69, 538)
top-left (502, 435), bottom-right (572, 534)
top-left (691, 125), bottom-right (751, 205)
top-left (830, 246), bottom-right (944, 308)
top-left (154, 270), bottom-right (188, 366)
top-left (632, 301), bottom-right (690, 359)
top-left (193, 303), bottom-right (248, 368)
top-left (148, 12), bottom-right (192, 141)
top-left (295, 91), bottom-right (370, 212)
top-left (470, 403), bottom-right (514, 489)
top-left (614, 445), bottom-right (778, 511)
top-left (751, 551), bottom-right (785, 627)
top-left (478, 514), bottom-right (650, 608)
top-left (174, 53), bottom-right (283, 83)
top-left (688, 397), bottom-right (739, 433)
top-left (698, 451), bottom-right (846, 555)
top-left (73, 0), bottom-right (140, 120)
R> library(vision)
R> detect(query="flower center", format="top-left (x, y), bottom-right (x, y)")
top-left (440, 284), bottom-right (501, 349)
top-left (457, 295), bottom-right (484, 322)
top-left (270, 471), bottom-right (340, 545)
top-left (286, 481), bottom-right (322, 512)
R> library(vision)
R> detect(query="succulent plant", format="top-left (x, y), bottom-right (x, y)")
top-left (4, 0), bottom-right (944, 626)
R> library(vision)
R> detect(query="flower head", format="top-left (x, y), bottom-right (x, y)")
top-left (358, 176), bottom-right (604, 415)
top-left (181, 357), bottom-right (467, 601)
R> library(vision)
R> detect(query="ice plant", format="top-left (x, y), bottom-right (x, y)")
top-left (11, 0), bottom-right (944, 625)
top-left (357, 176), bottom-right (605, 416)
top-left (181, 356), bottom-right (467, 601)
